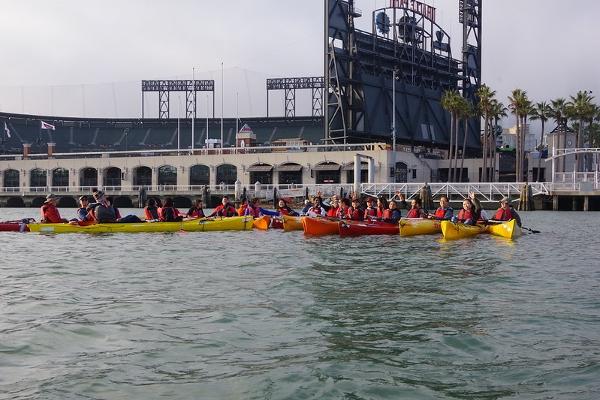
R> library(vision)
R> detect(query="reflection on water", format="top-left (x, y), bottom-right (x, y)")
top-left (0, 210), bottom-right (599, 399)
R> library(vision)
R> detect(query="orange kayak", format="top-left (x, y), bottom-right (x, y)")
top-left (282, 215), bottom-right (304, 232)
top-left (253, 216), bottom-right (271, 230)
top-left (302, 217), bottom-right (339, 236)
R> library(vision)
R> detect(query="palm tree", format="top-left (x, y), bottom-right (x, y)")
top-left (441, 90), bottom-right (461, 181)
top-left (508, 89), bottom-right (531, 182)
top-left (457, 98), bottom-right (473, 182)
top-left (567, 90), bottom-right (595, 171)
top-left (549, 98), bottom-right (569, 173)
top-left (477, 85), bottom-right (496, 182)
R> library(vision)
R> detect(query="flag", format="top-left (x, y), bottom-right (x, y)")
top-left (40, 120), bottom-right (56, 130)
top-left (4, 122), bottom-right (10, 138)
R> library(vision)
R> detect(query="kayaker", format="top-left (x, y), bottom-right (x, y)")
top-left (75, 195), bottom-right (93, 222)
top-left (382, 200), bottom-right (402, 224)
top-left (237, 197), bottom-right (250, 216)
top-left (89, 190), bottom-right (117, 223)
top-left (430, 195), bottom-right (453, 220)
top-left (336, 198), bottom-right (352, 219)
top-left (40, 194), bottom-right (68, 223)
top-left (454, 199), bottom-right (476, 225)
top-left (492, 197), bottom-right (522, 227)
top-left (406, 198), bottom-right (427, 218)
top-left (349, 198), bottom-right (364, 221)
top-left (364, 197), bottom-right (377, 220)
top-left (209, 196), bottom-right (237, 217)
top-left (243, 198), bottom-right (261, 218)
top-left (160, 197), bottom-right (183, 222)
top-left (375, 197), bottom-right (388, 220)
top-left (307, 197), bottom-right (326, 217)
top-left (144, 198), bottom-right (160, 221)
top-left (187, 199), bottom-right (206, 219)
top-left (277, 199), bottom-right (299, 216)
top-left (326, 198), bottom-right (340, 218)
top-left (468, 191), bottom-right (486, 222)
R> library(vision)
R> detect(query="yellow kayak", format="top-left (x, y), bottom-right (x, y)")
top-left (28, 216), bottom-right (253, 234)
top-left (486, 219), bottom-right (522, 240)
top-left (440, 220), bottom-right (487, 240)
top-left (282, 215), bottom-right (303, 232)
top-left (399, 218), bottom-right (442, 236)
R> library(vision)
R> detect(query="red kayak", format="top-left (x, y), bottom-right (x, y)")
top-left (338, 220), bottom-right (399, 237)
top-left (0, 220), bottom-right (31, 232)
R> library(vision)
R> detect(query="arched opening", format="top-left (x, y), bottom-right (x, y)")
top-left (158, 165), bottom-right (177, 187)
top-left (80, 167), bottom-right (98, 188)
top-left (395, 162), bottom-right (408, 183)
top-left (6, 197), bottom-right (25, 207)
top-left (104, 167), bottom-right (122, 189)
top-left (52, 168), bottom-right (69, 188)
top-left (133, 166), bottom-right (152, 188)
top-left (277, 163), bottom-right (303, 185)
top-left (57, 196), bottom-right (77, 208)
top-left (31, 197), bottom-right (46, 208)
top-left (248, 163), bottom-right (273, 185)
top-left (3, 169), bottom-right (20, 190)
top-left (313, 162), bottom-right (341, 184)
top-left (344, 162), bottom-right (369, 184)
top-left (30, 168), bottom-right (47, 188)
top-left (113, 196), bottom-right (133, 208)
top-left (189, 164), bottom-right (210, 186)
top-left (216, 164), bottom-right (237, 185)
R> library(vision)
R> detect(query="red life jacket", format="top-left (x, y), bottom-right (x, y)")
top-left (493, 207), bottom-right (513, 221)
top-left (309, 206), bottom-right (324, 216)
top-left (434, 207), bottom-right (447, 219)
top-left (247, 205), bottom-right (260, 218)
top-left (457, 209), bottom-right (474, 222)
top-left (406, 208), bottom-right (422, 218)
top-left (327, 207), bottom-right (338, 218)
top-left (41, 203), bottom-right (63, 223)
top-left (279, 208), bottom-right (290, 216)
top-left (188, 207), bottom-right (205, 218)
top-left (145, 206), bottom-right (159, 221)
top-left (350, 207), bottom-right (364, 221)
top-left (376, 207), bottom-right (385, 219)
top-left (364, 207), bottom-right (377, 218)
top-left (159, 207), bottom-right (180, 222)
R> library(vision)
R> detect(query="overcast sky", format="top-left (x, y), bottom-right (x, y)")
top-left (0, 0), bottom-right (598, 128)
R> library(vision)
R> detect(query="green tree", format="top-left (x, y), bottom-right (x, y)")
top-left (508, 89), bottom-right (531, 182)
top-left (441, 90), bottom-right (461, 181)
top-left (566, 90), bottom-right (595, 171)
top-left (477, 85), bottom-right (496, 182)
top-left (488, 99), bottom-right (507, 181)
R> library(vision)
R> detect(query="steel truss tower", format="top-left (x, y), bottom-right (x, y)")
top-left (141, 80), bottom-right (215, 119)
top-left (266, 77), bottom-right (324, 118)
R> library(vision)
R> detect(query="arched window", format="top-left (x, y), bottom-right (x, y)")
top-left (3, 169), bottom-right (20, 189)
top-left (248, 163), bottom-right (273, 185)
top-left (80, 167), bottom-right (98, 188)
top-left (216, 164), bottom-right (237, 185)
top-left (30, 168), bottom-right (47, 188)
top-left (395, 162), bottom-right (408, 183)
top-left (189, 164), bottom-right (210, 186)
top-left (158, 165), bottom-right (177, 186)
top-left (313, 162), bottom-right (341, 184)
top-left (277, 163), bottom-right (303, 185)
top-left (104, 167), bottom-right (122, 189)
top-left (52, 168), bottom-right (69, 187)
top-left (133, 166), bottom-right (152, 187)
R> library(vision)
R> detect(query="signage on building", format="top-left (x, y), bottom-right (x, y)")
top-left (389, 0), bottom-right (436, 22)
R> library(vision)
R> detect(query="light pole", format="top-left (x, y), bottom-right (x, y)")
top-left (392, 68), bottom-right (397, 182)
top-left (220, 62), bottom-right (224, 152)
top-left (206, 94), bottom-right (209, 149)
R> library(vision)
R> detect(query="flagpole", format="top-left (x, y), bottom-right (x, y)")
top-left (206, 94), bottom-right (209, 149)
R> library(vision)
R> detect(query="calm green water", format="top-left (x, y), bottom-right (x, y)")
top-left (1, 209), bottom-right (599, 399)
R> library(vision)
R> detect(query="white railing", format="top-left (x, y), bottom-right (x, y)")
top-left (360, 182), bottom-right (552, 203)
top-left (0, 181), bottom-right (597, 198)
